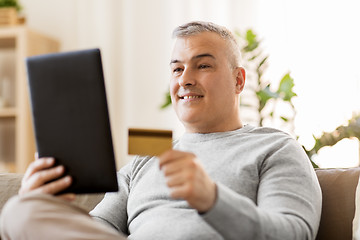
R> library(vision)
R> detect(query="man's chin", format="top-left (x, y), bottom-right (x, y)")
top-left (178, 113), bottom-right (201, 126)
top-left (182, 120), bottom-right (212, 133)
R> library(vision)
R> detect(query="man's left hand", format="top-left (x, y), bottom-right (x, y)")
top-left (159, 150), bottom-right (217, 213)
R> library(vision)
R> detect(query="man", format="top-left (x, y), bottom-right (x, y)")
top-left (0, 21), bottom-right (321, 239)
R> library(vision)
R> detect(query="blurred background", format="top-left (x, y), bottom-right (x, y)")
top-left (1, 0), bottom-right (359, 170)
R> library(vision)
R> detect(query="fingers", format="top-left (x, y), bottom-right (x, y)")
top-left (162, 157), bottom-right (196, 177)
top-left (25, 165), bottom-right (66, 191)
top-left (21, 175), bottom-right (72, 196)
top-left (22, 157), bottom-right (55, 184)
top-left (159, 150), bottom-right (195, 169)
top-left (159, 150), bottom-right (217, 212)
top-left (159, 149), bottom-right (197, 185)
top-left (19, 155), bottom-right (73, 196)
top-left (165, 169), bottom-right (191, 188)
top-left (35, 176), bottom-right (72, 195)
top-left (164, 162), bottom-right (200, 199)
top-left (19, 154), bottom-right (74, 200)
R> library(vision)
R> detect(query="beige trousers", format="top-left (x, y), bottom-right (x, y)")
top-left (0, 193), bottom-right (125, 240)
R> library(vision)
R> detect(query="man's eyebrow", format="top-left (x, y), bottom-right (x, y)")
top-left (193, 53), bottom-right (216, 60)
top-left (170, 53), bottom-right (216, 65)
top-left (170, 59), bottom-right (180, 64)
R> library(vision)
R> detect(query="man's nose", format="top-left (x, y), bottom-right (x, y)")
top-left (178, 68), bottom-right (196, 87)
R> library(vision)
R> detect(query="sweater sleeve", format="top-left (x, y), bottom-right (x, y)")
top-left (201, 138), bottom-right (322, 240)
top-left (89, 162), bottom-right (132, 235)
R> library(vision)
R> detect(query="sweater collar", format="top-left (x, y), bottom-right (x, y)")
top-left (179, 124), bottom-right (254, 143)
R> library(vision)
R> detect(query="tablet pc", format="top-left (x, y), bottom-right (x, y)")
top-left (26, 48), bottom-right (118, 194)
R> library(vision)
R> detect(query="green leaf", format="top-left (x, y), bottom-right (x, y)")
top-left (246, 29), bottom-right (256, 43)
top-left (259, 56), bottom-right (268, 67)
top-left (277, 73), bottom-right (297, 101)
top-left (280, 116), bottom-right (289, 122)
top-left (257, 56), bottom-right (268, 72)
top-left (243, 30), bottom-right (260, 52)
top-left (239, 103), bottom-right (252, 108)
top-left (160, 91), bottom-right (172, 109)
top-left (247, 53), bottom-right (261, 61)
top-left (0, 0), bottom-right (21, 11)
top-left (256, 85), bottom-right (279, 110)
top-left (310, 159), bottom-right (319, 168)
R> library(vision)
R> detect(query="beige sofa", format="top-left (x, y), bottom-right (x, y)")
top-left (1, 168), bottom-right (360, 240)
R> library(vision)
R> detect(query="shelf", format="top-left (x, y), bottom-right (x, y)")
top-left (0, 107), bottom-right (16, 118)
top-left (0, 26), bottom-right (60, 173)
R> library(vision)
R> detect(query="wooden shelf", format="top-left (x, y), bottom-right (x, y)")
top-left (0, 26), bottom-right (60, 173)
top-left (0, 107), bottom-right (16, 118)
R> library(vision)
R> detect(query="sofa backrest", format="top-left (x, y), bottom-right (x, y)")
top-left (315, 167), bottom-right (360, 240)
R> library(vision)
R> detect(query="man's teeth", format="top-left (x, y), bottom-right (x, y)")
top-left (182, 96), bottom-right (202, 99)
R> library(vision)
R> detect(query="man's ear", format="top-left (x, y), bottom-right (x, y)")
top-left (235, 67), bottom-right (246, 94)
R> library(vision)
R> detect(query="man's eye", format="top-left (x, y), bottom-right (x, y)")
top-left (173, 68), bottom-right (183, 73)
top-left (199, 64), bottom-right (210, 69)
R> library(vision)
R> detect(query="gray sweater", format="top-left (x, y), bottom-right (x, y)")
top-left (90, 125), bottom-right (322, 239)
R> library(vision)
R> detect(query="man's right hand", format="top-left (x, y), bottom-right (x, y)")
top-left (19, 154), bottom-right (75, 201)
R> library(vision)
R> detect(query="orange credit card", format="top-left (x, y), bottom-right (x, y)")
top-left (128, 128), bottom-right (172, 156)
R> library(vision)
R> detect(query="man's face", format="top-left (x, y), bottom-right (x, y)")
top-left (170, 32), bottom-right (245, 133)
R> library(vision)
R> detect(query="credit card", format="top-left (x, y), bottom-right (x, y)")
top-left (128, 128), bottom-right (172, 156)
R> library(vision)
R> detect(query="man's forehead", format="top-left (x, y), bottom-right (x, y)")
top-left (174, 32), bottom-right (224, 48)
top-left (171, 33), bottom-right (224, 63)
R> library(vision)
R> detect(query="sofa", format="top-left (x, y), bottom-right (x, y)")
top-left (1, 168), bottom-right (360, 240)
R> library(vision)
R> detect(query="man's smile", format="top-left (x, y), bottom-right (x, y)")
top-left (178, 95), bottom-right (204, 100)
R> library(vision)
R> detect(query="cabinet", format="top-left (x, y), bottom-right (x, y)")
top-left (0, 26), bottom-right (59, 173)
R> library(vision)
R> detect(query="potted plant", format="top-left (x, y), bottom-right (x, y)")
top-left (0, 0), bottom-right (22, 25)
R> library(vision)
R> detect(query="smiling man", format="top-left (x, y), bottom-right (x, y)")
top-left (1, 21), bottom-right (321, 240)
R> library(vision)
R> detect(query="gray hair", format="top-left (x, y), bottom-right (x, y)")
top-left (172, 21), bottom-right (241, 68)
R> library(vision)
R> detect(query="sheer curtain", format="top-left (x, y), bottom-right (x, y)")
top-left (22, 0), bottom-right (360, 168)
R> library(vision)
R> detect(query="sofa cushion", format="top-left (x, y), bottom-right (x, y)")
top-left (315, 167), bottom-right (360, 240)
top-left (0, 173), bottom-right (22, 215)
